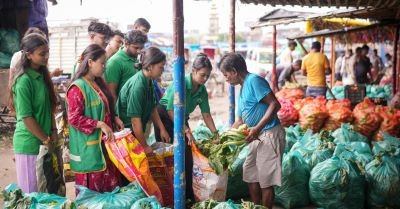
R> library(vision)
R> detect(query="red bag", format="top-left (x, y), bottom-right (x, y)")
top-left (278, 99), bottom-right (299, 127)
top-left (299, 97), bottom-right (329, 132)
top-left (323, 99), bottom-right (353, 130)
top-left (352, 98), bottom-right (382, 138)
top-left (373, 106), bottom-right (400, 141)
top-left (275, 88), bottom-right (305, 100)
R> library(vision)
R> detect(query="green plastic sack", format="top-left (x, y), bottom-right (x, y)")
top-left (2, 184), bottom-right (32, 209)
top-left (193, 121), bottom-right (228, 141)
top-left (213, 200), bottom-right (238, 209)
top-left (309, 141), bottom-right (335, 168)
top-left (332, 123), bottom-right (369, 144)
top-left (226, 145), bottom-right (249, 199)
top-left (326, 86), bottom-right (345, 99)
top-left (284, 124), bottom-right (305, 153)
top-left (334, 142), bottom-right (373, 168)
top-left (291, 130), bottom-right (334, 168)
top-left (28, 192), bottom-right (75, 209)
top-left (366, 155), bottom-right (400, 208)
top-left (309, 156), bottom-right (365, 209)
top-left (372, 133), bottom-right (400, 158)
top-left (0, 51), bottom-right (12, 68)
top-left (0, 29), bottom-right (20, 54)
top-left (75, 182), bottom-right (147, 209)
top-left (275, 151), bottom-right (310, 209)
top-left (2, 184), bottom-right (75, 209)
top-left (130, 196), bottom-right (163, 209)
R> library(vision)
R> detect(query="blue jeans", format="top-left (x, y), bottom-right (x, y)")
top-left (306, 86), bottom-right (326, 98)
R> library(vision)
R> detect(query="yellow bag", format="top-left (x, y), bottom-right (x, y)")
top-left (105, 129), bottom-right (163, 204)
top-left (147, 142), bottom-right (174, 207)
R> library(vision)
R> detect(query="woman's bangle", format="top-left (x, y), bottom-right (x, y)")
top-left (43, 136), bottom-right (51, 145)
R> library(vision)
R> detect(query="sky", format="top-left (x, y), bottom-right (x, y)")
top-left (47, 0), bottom-right (335, 34)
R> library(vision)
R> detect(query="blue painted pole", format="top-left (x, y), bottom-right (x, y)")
top-left (229, 0), bottom-right (236, 126)
top-left (229, 85), bottom-right (235, 125)
top-left (173, 0), bottom-right (185, 208)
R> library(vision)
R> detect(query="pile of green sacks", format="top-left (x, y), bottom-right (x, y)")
top-left (2, 182), bottom-right (167, 209)
top-left (0, 29), bottom-right (20, 68)
top-left (2, 184), bottom-right (75, 209)
top-left (366, 133), bottom-right (400, 209)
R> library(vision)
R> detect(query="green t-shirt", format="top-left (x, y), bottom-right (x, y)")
top-left (105, 48), bottom-right (138, 96)
top-left (12, 69), bottom-right (52, 155)
top-left (159, 74), bottom-right (210, 120)
top-left (116, 71), bottom-right (156, 131)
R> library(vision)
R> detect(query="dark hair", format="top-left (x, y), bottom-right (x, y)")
top-left (24, 27), bottom-right (46, 37)
top-left (134, 47), bottom-right (166, 70)
top-left (385, 53), bottom-right (392, 58)
top-left (373, 49), bottom-right (378, 53)
top-left (125, 30), bottom-right (148, 45)
top-left (112, 30), bottom-right (124, 38)
top-left (288, 40), bottom-right (297, 47)
top-left (88, 21), bottom-right (112, 38)
top-left (133, 18), bottom-right (151, 30)
top-left (72, 44), bottom-right (118, 130)
top-left (361, 44), bottom-right (369, 51)
top-left (355, 47), bottom-right (362, 53)
top-left (9, 33), bottom-right (56, 113)
top-left (192, 53), bottom-right (212, 72)
top-left (293, 59), bottom-right (302, 66)
top-left (218, 52), bottom-right (247, 73)
top-left (311, 41), bottom-right (321, 51)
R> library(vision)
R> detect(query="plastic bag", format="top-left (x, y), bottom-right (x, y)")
top-left (373, 106), bottom-right (400, 141)
top-left (323, 99), bottom-right (353, 130)
top-left (366, 155), bottom-right (400, 208)
top-left (36, 145), bottom-right (65, 196)
top-left (75, 182), bottom-right (147, 209)
top-left (0, 29), bottom-right (20, 55)
top-left (352, 98), bottom-right (382, 138)
top-left (130, 196), bottom-right (163, 209)
top-left (192, 143), bottom-right (228, 202)
top-left (284, 124), bottom-right (305, 153)
top-left (299, 97), bottom-right (329, 132)
top-left (326, 86), bottom-right (345, 99)
top-left (275, 151), bottom-right (310, 209)
top-left (332, 123), bottom-right (369, 144)
top-left (105, 128), bottom-right (163, 203)
top-left (309, 157), bottom-right (365, 209)
top-left (28, 192), bottom-right (75, 209)
top-left (309, 141), bottom-right (335, 168)
top-left (372, 133), bottom-right (400, 159)
top-left (275, 88), bottom-right (305, 100)
top-left (278, 99), bottom-right (299, 127)
top-left (333, 142), bottom-right (373, 168)
top-left (147, 142), bottom-right (174, 207)
top-left (2, 184), bottom-right (74, 209)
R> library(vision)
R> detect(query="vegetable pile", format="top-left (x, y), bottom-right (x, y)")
top-left (196, 124), bottom-right (249, 175)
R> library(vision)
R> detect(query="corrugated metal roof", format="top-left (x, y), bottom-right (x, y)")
top-left (241, 0), bottom-right (400, 21)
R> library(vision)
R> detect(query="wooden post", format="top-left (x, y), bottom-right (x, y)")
top-left (330, 36), bottom-right (336, 88)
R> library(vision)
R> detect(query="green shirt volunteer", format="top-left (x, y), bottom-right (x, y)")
top-left (116, 71), bottom-right (156, 131)
top-left (12, 68), bottom-right (52, 155)
top-left (67, 78), bottom-right (106, 173)
top-left (105, 48), bottom-right (139, 96)
top-left (159, 74), bottom-right (210, 120)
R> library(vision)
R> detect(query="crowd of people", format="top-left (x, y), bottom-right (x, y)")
top-left (8, 12), bottom-right (400, 208)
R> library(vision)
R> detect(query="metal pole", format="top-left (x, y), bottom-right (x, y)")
top-left (393, 25), bottom-right (399, 95)
top-left (272, 25), bottom-right (277, 92)
top-left (229, 0), bottom-right (236, 126)
top-left (330, 36), bottom-right (335, 88)
top-left (173, 0), bottom-right (185, 208)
